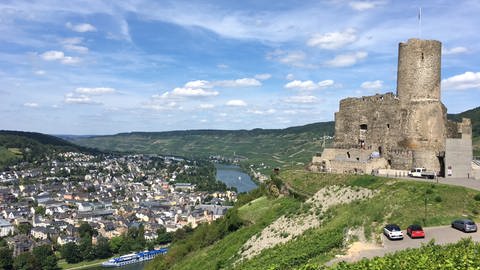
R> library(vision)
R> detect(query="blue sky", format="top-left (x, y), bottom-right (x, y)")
top-left (1, 0), bottom-right (479, 134)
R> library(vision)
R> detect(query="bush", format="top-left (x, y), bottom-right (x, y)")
top-left (474, 193), bottom-right (480, 201)
top-left (434, 196), bottom-right (442, 202)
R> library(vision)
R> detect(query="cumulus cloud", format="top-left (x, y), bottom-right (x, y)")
top-left (307, 28), bottom-right (357, 49)
top-left (171, 87), bottom-right (219, 97)
top-left (66, 22), bottom-right (97, 32)
top-left (64, 93), bottom-right (99, 104)
top-left (216, 78), bottom-right (261, 87)
top-left (442, 71), bottom-right (480, 90)
top-left (349, 1), bottom-right (384, 11)
top-left (254, 73), bottom-right (272, 80)
top-left (284, 79), bottom-right (334, 91)
top-left (226, 99), bottom-right (247, 107)
top-left (443, 46), bottom-right (468, 55)
top-left (248, 108), bottom-right (276, 115)
top-left (34, 70), bottom-right (46, 75)
top-left (325, 51), bottom-right (368, 67)
top-left (267, 50), bottom-right (307, 67)
top-left (360, 80), bottom-right (383, 90)
top-left (184, 80), bottom-right (212, 88)
top-left (23, 102), bottom-right (39, 108)
top-left (40, 50), bottom-right (80, 64)
top-left (75, 87), bottom-right (116, 95)
top-left (61, 37), bottom-right (89, 53)
top-left (283, 95), bottom-right (319, 104)
top-left (286, 74), bottom-right (295, 81)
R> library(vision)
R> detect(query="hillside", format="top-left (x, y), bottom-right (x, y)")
top-left (71, 122), bottom-right (335, 173)
top-left (0, 130), bottom-right (99, 169)
top-left (146, 171), bottom-right (480, 270)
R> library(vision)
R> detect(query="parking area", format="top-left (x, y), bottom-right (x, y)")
top-left (330, 225), bottom-right (480, 264)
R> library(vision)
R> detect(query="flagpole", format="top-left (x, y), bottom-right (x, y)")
top-left (418, 7), bottom-right (422, 38)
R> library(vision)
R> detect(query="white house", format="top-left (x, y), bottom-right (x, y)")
top-left (0, 218), bottom-right (14, 237)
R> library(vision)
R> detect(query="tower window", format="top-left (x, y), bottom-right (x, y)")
top-left (360, 124), bottom-right (368, 130)
top-left (421, 52), bottom-right (424, 61)
top-left (387, 124), bottom-right (390, 129)
top-left (347, 152), bottom-right (351, 159)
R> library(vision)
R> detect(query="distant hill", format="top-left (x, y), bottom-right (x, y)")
top-left (71, 122), bottom-right (335, 172)
top-left (0, 130), bottom-right (99, 169)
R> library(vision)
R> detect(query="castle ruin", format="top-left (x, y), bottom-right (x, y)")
top-left (311, 38), bottom-right (473, 178)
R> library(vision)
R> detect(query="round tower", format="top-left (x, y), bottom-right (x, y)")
top-left (396, 38), bottom-right (441, 102)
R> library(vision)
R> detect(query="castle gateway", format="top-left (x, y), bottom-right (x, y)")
top-left (311, 39), bottom-right (473, 178)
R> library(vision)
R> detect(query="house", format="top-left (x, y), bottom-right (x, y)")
top-left (6, 235), bottom-right (36, 257)
top-left (57, 235), bottom-right (77, 246)
top-left (0, 218), bottom-right (14, 237)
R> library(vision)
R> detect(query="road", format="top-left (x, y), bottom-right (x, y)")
top-left (328, 225), bottom-right (480, 265)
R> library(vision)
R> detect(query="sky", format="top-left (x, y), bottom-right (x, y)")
top-left (1, 0), bottom-right (479, 135)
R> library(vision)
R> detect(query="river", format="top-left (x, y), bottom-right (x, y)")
top-left (215, 164), bottom-right (258, 193)
top-left (84, 261), bottom-right (147, 270)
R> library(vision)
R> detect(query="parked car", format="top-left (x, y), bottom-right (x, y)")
top-left (383, 224), bottom-right (403, 240)
top-left (407, 224), bottom-right (425, 238)
top-left (451, 219), bottom-right (477, 232)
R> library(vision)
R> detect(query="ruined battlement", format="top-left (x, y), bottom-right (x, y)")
top-left (312, 38), bottom-right (472, 178)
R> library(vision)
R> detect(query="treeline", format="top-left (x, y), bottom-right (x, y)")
top-left (0, 239), bottom-right (58, 270)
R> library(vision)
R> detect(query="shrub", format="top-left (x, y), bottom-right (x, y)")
top-left (434, 196), bottom-right (442, 202)
top-left (474, 193), bottom-right (480, 201)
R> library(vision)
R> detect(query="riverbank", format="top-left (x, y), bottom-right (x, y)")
top-left (215, 164), bottom-right (258, 193)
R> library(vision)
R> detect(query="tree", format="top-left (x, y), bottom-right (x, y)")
top-left (79, 236), bottom-right (95, 261)
top-left (32, 245), bottom-right (58, 270)
top-left (61, 242), bottom-right (82, 264)
top-left (13, 252), bottom-right (39, 270)
top-left (94, 237), bottom-right (112, 259)
top-left (78, 222), bottom-right (97, 238)
top-left (0, 247), bottom-right (13, 270)
top-left (17, 223), bottom-right (32, 235)
top-left (34, 206), bottom-right (46, 216)
top-left (108, 236), bottom-right (124, 254)
top-left (156, 227), bottom-right (173, 245)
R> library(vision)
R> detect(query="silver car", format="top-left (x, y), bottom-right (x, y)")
top-left (451, 219), bottom-right (477, 233)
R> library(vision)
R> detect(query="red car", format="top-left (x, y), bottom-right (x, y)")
top-left (407, 224), bottom-right (425, 238)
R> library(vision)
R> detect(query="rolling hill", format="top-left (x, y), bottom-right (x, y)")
top-left (71, 122), bottom-right (335, 173)
top-left (0, 130), bottom-right (100, 169)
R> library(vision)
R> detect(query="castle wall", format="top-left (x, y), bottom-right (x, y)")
top-left (445, 119), bottom-right (473, 178)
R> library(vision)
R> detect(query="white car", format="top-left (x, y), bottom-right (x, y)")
top-left (383, 224), bottom-right (403, 240)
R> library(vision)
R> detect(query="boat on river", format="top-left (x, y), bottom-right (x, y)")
top-left (101, 248), bottom-right (168, 267)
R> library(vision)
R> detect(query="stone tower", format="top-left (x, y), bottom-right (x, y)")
top-left (396, 39), bottom-right (445, 172)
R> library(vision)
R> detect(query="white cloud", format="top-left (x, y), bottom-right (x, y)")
top-left (184, 80), bottom-right (212, 88)
top-left (286, 74), bottom-right (295, 81)
top-left (216, 78), bottom-right (261, 87)
top-left (443, 46), bottom-right (468, 55)
top-left (283, 95), bottom-right (319, 104)
top-left (226, 99), bottom-right (247, 107)
top-left (199, 104), bottom-right (215, 109)
top-left (64, 44), bottom-right (89, 53)
top-left (349, 1), bottom-right (382, 11)
top-left (66, 22), bottom-right (97, 32)
top-left (40, 50), bottom-right (80, 64)
top-left (325, 51), bottom-right (368, 67)
top-left (217, 64), bottom-right (229, 69)
top-left (170, 87), bottom-right (219, 97)
top-left (248, 108), bottom-right (276, 115)
top-left (267, 50), bottom-right (307, 67)
top-left (254, 73), bottom-right (272, 80)
top-left (75, 87), bottom-right (116, 95)
top-left (307, 28), bottom-right (357, 49)
top-left (361, 80), bottom-right (383, 90)
top-left (34, 70), bottom-right (46, 75)
top-left (23, 102), bottom-right (39, 108)
top-left (284, 79), bottom-right (334, 91)
top-left (442, 71), bottom-right (480, 90)
top-left (64, 93), bottom-right (99, 104)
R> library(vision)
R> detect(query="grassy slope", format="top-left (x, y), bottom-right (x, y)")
top-left (160, 171), bottom-right (480, 270)
top-left (72, 122), bottom-right (335, 173)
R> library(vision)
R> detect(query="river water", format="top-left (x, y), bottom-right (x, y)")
top-left (85, 261), bottom-right (147, 270)
top-left (215, 164), bottom-right (258, 193)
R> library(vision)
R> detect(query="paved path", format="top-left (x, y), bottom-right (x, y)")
top-left (386, 175), bottom-right (480, 191)
top-left (328, 225), bottom-right (480, 265)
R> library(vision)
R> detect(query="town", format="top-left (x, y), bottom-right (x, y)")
top-left (0, 151), bottom-right (236, 266)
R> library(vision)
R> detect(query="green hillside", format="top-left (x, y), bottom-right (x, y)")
top-left (72, 122), bottom-right (335, 173)
top-left (0, 130), bottom-right (99, 169)
top-left (146, 171), bottom-right (480, 270)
